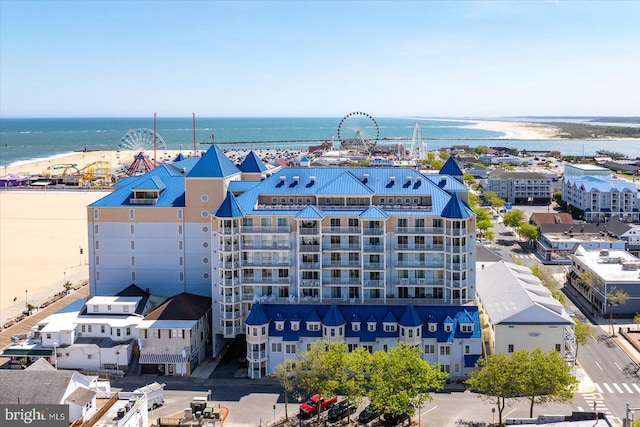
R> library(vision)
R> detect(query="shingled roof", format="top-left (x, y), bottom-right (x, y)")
top-left (144, 293), bottom-right (211, 321)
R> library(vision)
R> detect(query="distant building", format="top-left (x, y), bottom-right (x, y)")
top-left (529, 212), bottom-right (574, 226)
top-left (536, 223), bottom-right (625, 264)
top-left (483, 169), bottom-right (553, 204)
top-left (564, 163), bottom-right (610, 177)
top-left (600, 218), bottom-right (640, 256)
top-left (568, 247), bottom-right (640, 316)
top-left (562, 175), bottom-right (640, 222)
top-left (476, 261), bottom-right (575, 361)
top-left (245, 302), bottom-right (482, 380)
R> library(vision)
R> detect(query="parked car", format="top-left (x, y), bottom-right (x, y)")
top-left (357, 404), bottom-right (380, 423)
top-left (327, 400), bottom-right (356, 422)
top-left (383, 412), bottom-right (410, 426)
top-left (299, 394), bottom-right (337, 416)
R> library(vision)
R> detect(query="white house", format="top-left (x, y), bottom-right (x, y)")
top-left (476, 261), bottom-right (575, 361)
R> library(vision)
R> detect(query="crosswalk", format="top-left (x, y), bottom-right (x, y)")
top-left (593, 382), bottom-right (640, 394)
top-left (511, 253), bottom-right (537, 260)
top-left (579, 393), bottom-right (617, 424)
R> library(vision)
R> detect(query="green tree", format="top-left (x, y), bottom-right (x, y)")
top-left (439, 150), bottom-right (450, 161)
top-left (607, 287), bottom-right (628, 336)
top-left (369, 344), bottom-right (446, 421)
top-left (274, 360), bottom-right (296, 420)
top-left (483, 229), bottom-right (495, 246)
top-left (466, 353), bottom-right (516, 426)
top-left (633, 313), bottom-right (640, 330)
top-left (517, 223), bottom-right (539, 245)
top-left (63, 280), bottom-right (73, 294)
top-left (573, 318), bottom-right (595, 361)
top-left (463, 173), bottom-right (476, 185)
top-left (511, 349), bottom-right (578, 418)
top-left (341, 346), bottom-right (372, 422)
top-left (474, 145), bottom-right (489, 155)
top-left (503, 209), bottom-right (526, 229)
top-left (293, 341), bottom-right (346, 422)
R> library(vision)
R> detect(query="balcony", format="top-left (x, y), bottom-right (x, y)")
top-left (221, 243), bottom-right (240, 251)
top-left (242, 259), bottom-right (290, 267)
top-left (299, 244), bottom-right (320, 253)
top-left (222, 278), bottom-right (240, 287)
top-left (396, 227), bottom-right (444, 235)
top-left (323, 260), bottom-right (361, 268)
top-left (242, 226), bottom-right (290, 234)
top-left (248, 351), bottom-right (267, 361)
top-left (363, 279), bottom-right (384, 288)
top-left (242, 277), bottom-right (291, 285)
top-left (241, 242), bottom-right (290, 250)
top-left (299, 262), bottom-right (321, 270)
top-left (220, 311), bottom-right (242, 320)
top-left (322, 278), bottom-right (362, 286)
top-left (450, 245), bottom-right (468, 253)
top-left (220, 227), bottom-right (240, 235)
top-left (447, 262), bottom-right (468, 270)
top-left (445, 228), bottom-right (468, 236)
top-left (395, 260), bottom-right (444, 268)
top-left (393, 278), bottom-right (442, 286)
top-left (222, 260), bottom-right (241, 269)
top-left (363, 244), bottom-right (384, 253)
top-left (324, 243), bottom-right (361, 251)
top-left (222, 294), bottom-right (241, 303)
top-left (300, 279), bottom-right (321, 287)
top-left (322, 226), bottom-right (361, 234)
top-left (299, 227), bottom-right (320, 235)
top-left (363, 227), bottom-right (385, 236)
top-left (363, 262), bottom-right (385, 270)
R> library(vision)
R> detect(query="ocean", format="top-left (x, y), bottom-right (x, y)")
top-left (1, 117), bottom-right (638, 168)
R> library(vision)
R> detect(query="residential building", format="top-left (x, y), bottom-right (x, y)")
top-left (568, 247), bottom-right (640, 316)
top-left (529, 212), bottom-right (574, 227)
top-left (244, 302), bottom-right (481, 380)
top-left (137, 292), bottom-right (211, 376)
top-left (562, 175), bottom-right (640, 222)
top-left (535, 223), bottom-right (625, 264)
top-left (87, 147), bottom-right (477, 362)
top-left (599, 218), bottom-right (640, 256)
top-left (0, 359), bottom-right (100, 423)
top-left (476, 261), bottom-right (575, 361)
top-left (483, 169), bottom-right (553, 204)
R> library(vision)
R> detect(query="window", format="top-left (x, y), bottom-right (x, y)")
top-left (126, 327), bottom-right (131, 336)
top-left (92, 305), bottom-right (99, 312)
top-left (101, 325), bottom-right (105, 333)
top-left (508, 344), bottom-right (514, 353)
top-left (177, 209), bottom-right (183, 220)
top-left (368, 322), bottom-right (376, 332)
top-left (307, 322), bottom-right (319, 331)
top-left (291, 322), bottom-right (300, 331)
top-left (272, 343), bottom-right (282, 352)
top-left (439, 345), bottom-right (451, 356)
top-left (93, 209), bottom-right (99, 219)
top-left (384, 323), bottom-right (396, 332)
top-left (461, 324), bottom-right (473, 333)
top-left (107, 305), bottom-right (112, 311)
top-left (261, 326), bottom-right (266, 335)
top-left (252, 327), bottom-right (257, 337)
top-left (352, 322), bottom-right (360, 332)
top-left (424, 344), bottom-right (435, 354)
top-left (275, 321), bottom-right (284, 331)
top-left (286, 344), bottom-right (297, 354)
top-left (444, 323), bottom-right (452, 333)
top-left (87, 325), bottom-right (92, 333)
top-left (555, 344), bottom-right (561, 352)
top-left (429, 324), bottom-right (437, 332)
top-left (348, 344), bottom-right (358, 352)
top-left (465, 345), bottom-right (470, 354)
top-left (130, 240), bottom-right (135, 250)
top-left (81, 325), bottom-right (86, 332)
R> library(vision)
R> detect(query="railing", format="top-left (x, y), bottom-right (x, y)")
top-left (299, 227), bottom-right (320, 235)
top-left (324, 243), bottom-right (361, 251)
top-left (222, 244), bottom-right (240, 251)
top-left (322, 226), bottom-right (361, 234)
top-left (300, 279), bottom-right (321, 287)
top-left (241, 242), bottom-right (290, 250)
top-left (450, 245), bottom-right (468, 253)
top-left (395, 244), bottom-right (445, 251)
top-left (396, 227), bottom-right (444, 235)
top-left (220, 227), bottom-right (239, 234)
top-left (363, 245), bottom-right (384, 253)
top-left (248, 351), bottom-right (267, 360)
top-left (363, 228), bottom-right (385, 235)
top-left (393, 278), bottom-right (442, 286)
top-left (322, 260), bottom-right (361, 268)
top-left (445, 228), bottom-right (468, 236)
top-left (242, 260), bottom-right (290, 267)
top-left (299, 262), bottom-right (321, 269)
top-left (222, 261), bottom-right (241, 269)
top-left (299, 244), bottom-right (320, 252)
top-left (363, 280), bottom-right (384, 288)
top-left (221, 311), bottom-right (242, 319)
top-left (222, 278), bottom-right (240, 286)
top-left (395, 261), bottom-right (444, 268)
top-left (363, 262), bottom-right (385, 270)
top-left (242, 277), bottom-right (291, 285)
top-left (322, 278), bottom-right (362, 286)
top-left (241, 226), bottom-right (290, 234)
top-left (222, 294), bottom-right (241, 303)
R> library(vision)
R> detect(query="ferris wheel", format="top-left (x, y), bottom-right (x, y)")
top-left (116, 128), bottom-right (169, 176)
top-left (337, 112), bottom-right (379, 152)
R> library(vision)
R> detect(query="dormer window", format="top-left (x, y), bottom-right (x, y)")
top-left (367, 322), bottom-right (376, 332)
top-left (383, 323), bottom-right (397, 333)
top-left (306, 321), bottom-right (320, 332)
top-left (291, 321), bottom-right (300, 331)
top-left (352, 322), bottom-right (360, 332)
top-left (275, 321), bottom-right (284, 331)
top-left (444, 323), bottom-right (452, 333)
top-left (460, 324), bottom-right (473, 333)
top-left (428, 323), bottom-right (437, 332)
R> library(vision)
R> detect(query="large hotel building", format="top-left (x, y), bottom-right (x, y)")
top-left (88, 146), bottom-right (482, 378)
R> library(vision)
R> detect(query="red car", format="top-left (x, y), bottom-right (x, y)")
top-left (299, 394), bottom-right (337, 416)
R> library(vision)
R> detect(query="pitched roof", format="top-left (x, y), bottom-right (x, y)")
top-left (239, 151), bottom-right (268, 173)
top-left (322, 304), bottom-right (345, 326)
top-left (187, 145), bottom-right (240, 178)
top-left (0, 369), bottom-right (75, 404)
top-left (245, 303), bottom-right (269, 325)
top-left (132, 175), bottom-right (166, 190)
top-left (215, 192), bottom-right (246, 218)
top-left (144, 293), bottom-right (211, 321)
top-left (530, 212), bottom-right (574, 225)
top-left (65, 387), bottom-right (96, 406)
top-left (294, 204), bottom-right (325, 219)
top-left (398, 304), bottom-right (422, 327)
top-left (441, 193), bottom-right (474, 219)
top-left (439, 157), bottom-right (463, 176)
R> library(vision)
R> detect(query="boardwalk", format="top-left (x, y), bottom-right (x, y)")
top-left (0, 285), bottom-right (89, 363)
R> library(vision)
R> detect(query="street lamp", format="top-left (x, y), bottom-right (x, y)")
top-left (53, 342), bottom-right (58, 369)
top-left (25, 289), bottom-right (28, 311)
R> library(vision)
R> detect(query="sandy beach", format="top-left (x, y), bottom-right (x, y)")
top-left (0, 119), bottom-right (557, 325)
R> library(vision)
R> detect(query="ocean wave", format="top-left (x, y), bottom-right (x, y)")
top-left (7, 152), bottom-right (77, 168)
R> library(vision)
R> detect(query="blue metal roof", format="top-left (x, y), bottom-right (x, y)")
top-left (174, 153), bottom-right (185, 162)
top-left (294, 205), bottom-right (325, 219)
top-left (439, 157), bottom-right (463, 177)
top-left (239, 150), bottom-right (268, 173)
top-left (322, 304), bottom-right (346, 326)
top-left (245, 303), bottom-right (269, 325)
top-left (425, 175), bottom-right (467, 192)
top-left (215, 192), bottom-right (246, 218)
top-left (132, 175), bottom-right (166, 190)
top-left (464, 354), bottom-right (480, 368)
top-left (228, 180), bottom-right (261, 193)
top-left (235, 167), bottom-right (457, 216)
top-left (441, 193), bottom-right (474, 219)
top-left (398, 304), bottom-right (422, 327)
top-left (186, 145), bottom-right (240, 178)
top-left (359, 205), bottom-right (389, 219)
top-left (245, 304), bottom-right (481, 343)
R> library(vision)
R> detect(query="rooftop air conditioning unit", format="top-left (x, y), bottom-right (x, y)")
top-left (599, 249), bottom-right (610, 257)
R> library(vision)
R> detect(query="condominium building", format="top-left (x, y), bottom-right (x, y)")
top-left (483, 169), bottom-right (553, 204)
top-left (87, 148), bottom-right (477, 360)
top-left (562, 175), bottom-right (640, 222)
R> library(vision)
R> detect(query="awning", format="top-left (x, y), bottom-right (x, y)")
top-left (139, 353), bottom-right (188, 364)
top-left (1, 348), bottom-right (53, 357)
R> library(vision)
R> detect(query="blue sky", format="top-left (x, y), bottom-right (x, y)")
top-left (1, 1), bottom-right (638, 118)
